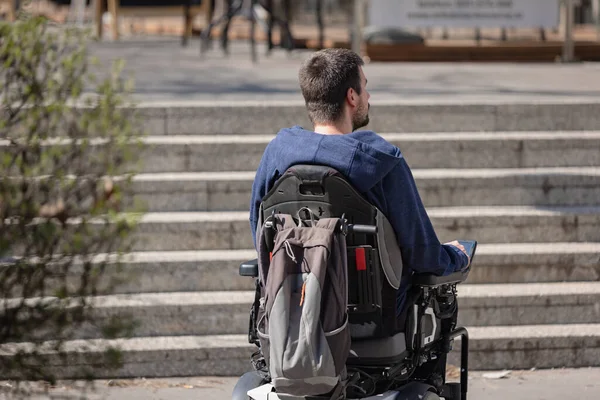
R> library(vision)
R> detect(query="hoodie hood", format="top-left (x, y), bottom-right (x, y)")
top-left (270, 126), bottom-right (403, 193)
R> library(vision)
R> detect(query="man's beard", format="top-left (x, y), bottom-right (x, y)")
top-left (352, 103), bottom-right (370, 131)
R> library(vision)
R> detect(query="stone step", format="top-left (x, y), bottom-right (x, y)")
top-left (138, 132), bottom-right (600, 172)
top-left (10, 131), bottom-right (599, 173)
top-left (130, 207), bottom-right (600, 251)
top-left (133, 102), bottom-right (600, 135)
top-left (468, 242), bottom-right (600, 284)
top-left (64, 282), bottom-right (600, 340)
top-left (457, 282), bottom-right (600, 326)
top-left (2, 324), bottom-right (599, 378)
top-left (9, 243), bottom-right (600, 297)
top-left (132, 167), bottom-right (600, 212)
top-left (452, 323), bottom-right (600, 371)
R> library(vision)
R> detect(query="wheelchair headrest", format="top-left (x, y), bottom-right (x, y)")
top-left (285, 164), bottom-right (342, 182)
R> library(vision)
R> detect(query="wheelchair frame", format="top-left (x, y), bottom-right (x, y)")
top-left (239, 164), bottom-right (471, 400)
top-left (240, 244), bottom-right (470, 400)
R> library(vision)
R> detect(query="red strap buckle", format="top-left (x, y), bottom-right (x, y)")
top-left (355, 247), bottom-right (367, 271)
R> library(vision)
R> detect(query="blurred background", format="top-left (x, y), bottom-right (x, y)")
top-left (1, 0), bottom-right (599, 62)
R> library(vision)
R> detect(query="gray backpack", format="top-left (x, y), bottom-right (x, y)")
top-left (256, 209), bottom-right (350, 397)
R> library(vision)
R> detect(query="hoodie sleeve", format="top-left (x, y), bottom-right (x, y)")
top-left (375, 157), bottom-right (469, 276)
top-left (250, 141), bottom-right (280, 250)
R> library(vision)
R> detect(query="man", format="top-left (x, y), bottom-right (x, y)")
top-left (249, 48), bottom-right (469, 314)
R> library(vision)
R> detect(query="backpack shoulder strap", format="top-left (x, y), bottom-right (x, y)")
top-left (257, 212), bottom-right (297, 285)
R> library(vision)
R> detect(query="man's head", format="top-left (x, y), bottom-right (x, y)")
top-left (299, 48), bottom-right (370, 132)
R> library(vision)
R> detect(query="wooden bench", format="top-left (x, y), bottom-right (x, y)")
top-left (95, 0), bottom-right (211, 44)
top-left (366, 41), bottom-right (600, 62)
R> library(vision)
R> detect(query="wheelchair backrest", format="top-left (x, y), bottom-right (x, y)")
top-left (259, 164), bottom-right (405, 339)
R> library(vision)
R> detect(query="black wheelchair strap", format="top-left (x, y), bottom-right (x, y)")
top-left (330, 372), bottom-right (361, 400)
top-left (248, 278), bottom-right (261, 347)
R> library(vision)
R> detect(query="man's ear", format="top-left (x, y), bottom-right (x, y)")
top-left (346, 87), bottom-right (358, 108)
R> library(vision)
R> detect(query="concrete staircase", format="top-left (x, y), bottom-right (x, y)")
top-left (5, 102), bottom-right (600, 379)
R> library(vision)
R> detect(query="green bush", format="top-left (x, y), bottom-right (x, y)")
top-left (0, 16), bottom-right (144, 384)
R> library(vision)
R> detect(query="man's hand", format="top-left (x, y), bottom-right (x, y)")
top-left (445, 240), bottom-right (471, 267)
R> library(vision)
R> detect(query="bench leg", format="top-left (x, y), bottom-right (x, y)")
top-left (107, 0), bottom-right (119, 40)
top-left (95, 0), bottom-right (105, 39)
top-left (250, 0), bottom-right (257, 62)
top-left (182, 5), bottom-right (192, 46)
top-left (316, 0), bottom-right (324, 49)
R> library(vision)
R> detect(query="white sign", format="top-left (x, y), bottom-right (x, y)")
top-left (368, 0), bottom-right (561, 29)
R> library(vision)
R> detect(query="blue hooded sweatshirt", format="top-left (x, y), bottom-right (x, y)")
top-left (249, 126), bottom-right (469, 314)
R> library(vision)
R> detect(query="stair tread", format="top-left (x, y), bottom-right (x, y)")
top-left (69, 280), bottom-right (600, 307)
top-left (468, 323), bottom-right (600, 339)
top-left (103, 242), bottom-right (600, 263)
top-left (137, 131), bottom-right (600, 144)
top-left (17, 131), bottom-right (600, 149)
top-left (112, 249), bottom-right (258, 263)
top-left (135, 206), bottom-right (600, 223)
top-left (133, 166), bottom-right (600, 182)
top-left (4, 324), bottom-right (600, 354)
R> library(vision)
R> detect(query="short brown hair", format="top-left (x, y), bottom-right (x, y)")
top-left (298, 48), bottom-right (364, 124)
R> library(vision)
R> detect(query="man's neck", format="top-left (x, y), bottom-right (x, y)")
top-left (313, 121), bottom-right (353, 135)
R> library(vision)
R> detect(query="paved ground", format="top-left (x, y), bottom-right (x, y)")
top-left (4, 368), bottom-right (599, 399)
top-left (88, 38), bottom-right (600, 104)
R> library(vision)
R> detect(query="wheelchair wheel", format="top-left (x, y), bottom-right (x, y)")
top-left (232, 371), bottom-right (267, 400)
top-left (423, 391), bottom-right (441, 400)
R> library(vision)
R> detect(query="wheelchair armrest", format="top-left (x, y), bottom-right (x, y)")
top-left (412, 269), bottom-right (469, 287)
top-left (239, 258), bottom-right (259, 277)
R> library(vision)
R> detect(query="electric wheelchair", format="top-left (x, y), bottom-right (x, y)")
top-left (234, 165), bottom-right (475, 400)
